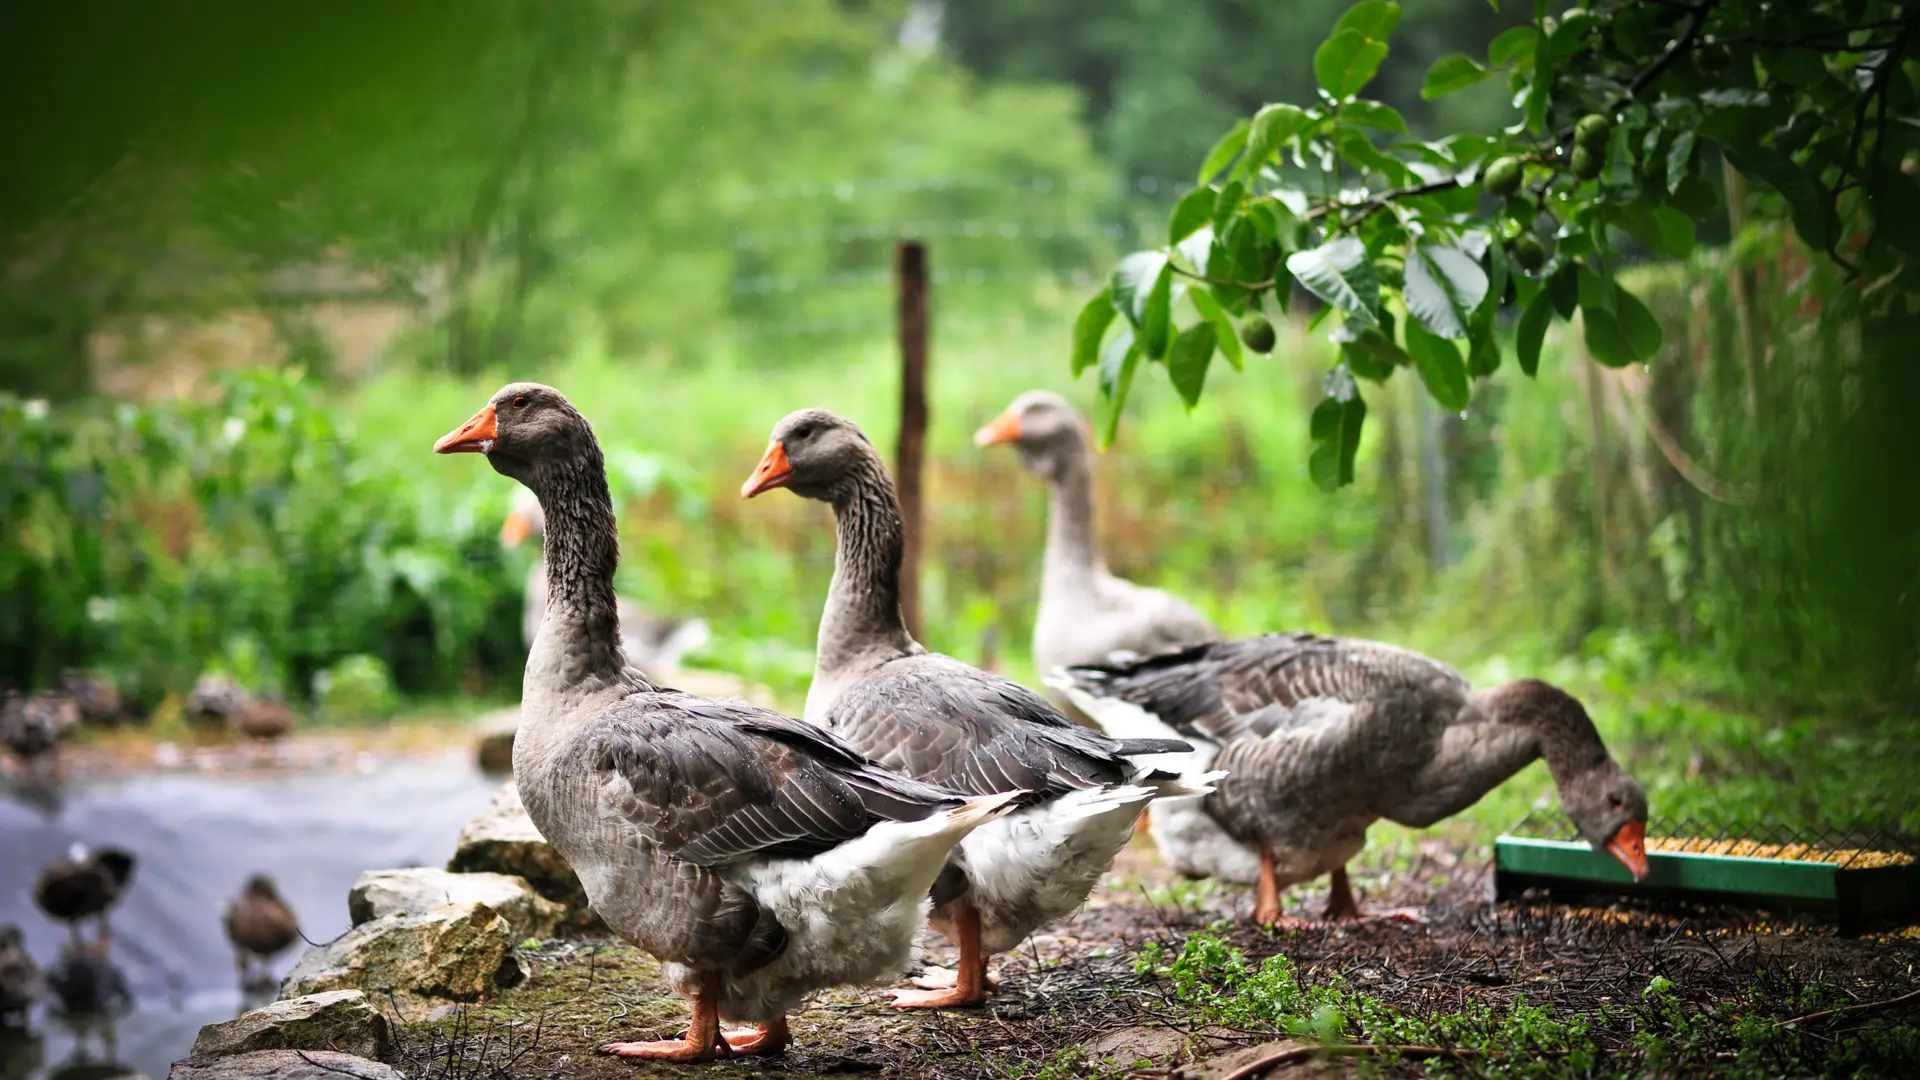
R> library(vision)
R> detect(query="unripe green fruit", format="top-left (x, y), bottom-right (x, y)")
top-left (1240, 314), bottom-right (1276, 353)
top-left (1575, 114), bottom-right (1612, 152)
top-left (1511, 234), bottom-right (1547, 272)
top-left (1570, 146), bottom-right (1601, 180)
top-left (1483, 156), bottom-right (1524, 199)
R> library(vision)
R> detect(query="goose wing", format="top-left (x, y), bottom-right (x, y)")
top-left (592, 689), bottom-right (967, 870)
top-left (824, 654), bottom-right (1188, 803)
top-left (1068, 632), bottom-right (1470, 744)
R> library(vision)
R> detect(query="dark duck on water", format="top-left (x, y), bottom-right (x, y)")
top-left (33, 845), bottom-right (135, 953)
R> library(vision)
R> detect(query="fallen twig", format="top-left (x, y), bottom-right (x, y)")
top-left (1202, 1041), bottom-right (1475, 1080)
top-left (1777, 986), bottom-right (1920, 1028)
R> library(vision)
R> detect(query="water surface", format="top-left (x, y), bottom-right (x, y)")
top-left (0, 750), bottom-right (500, 1080)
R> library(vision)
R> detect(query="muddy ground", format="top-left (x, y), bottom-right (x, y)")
top-left (387, 836), bottom-right (1920, 1080)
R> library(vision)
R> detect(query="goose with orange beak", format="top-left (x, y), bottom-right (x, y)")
top-left (1053, 634), bottom-right (1651, 925)
top-left (741, 408), bottom-right (1220, 1009)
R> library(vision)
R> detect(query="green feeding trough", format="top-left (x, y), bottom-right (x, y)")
top-left (1493, 812), bottom-right (1920, 937)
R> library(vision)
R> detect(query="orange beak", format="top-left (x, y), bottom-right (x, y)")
top-left (741, 440), bottom-right (793, 498)
top-left (500, 508), bottom-right (533, 548)
top-left (1606, 819), bottom-right (1649, 881)
top-left (973, 410), bottom-right (1023, 447)
top-left (434, 404), bottom-right (498, 454)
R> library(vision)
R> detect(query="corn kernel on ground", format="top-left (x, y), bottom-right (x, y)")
top-left (1645, 837), bottom-right (1915, 867)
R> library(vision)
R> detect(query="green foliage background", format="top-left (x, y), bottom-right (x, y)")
top-left (0, 0), bottom-right (1914, 734)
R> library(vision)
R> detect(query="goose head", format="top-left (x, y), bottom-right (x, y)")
top-left (1561, 757), bottom-right (1650, 881)
top-left (435, 382), bottom-right (596, 490)
top-left (974, 390), bottom-right (1088, 483)
top-left (741, 408), bottom-right (876, 503)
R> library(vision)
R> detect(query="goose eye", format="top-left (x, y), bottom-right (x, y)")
top-left (512, 396), bottom-right (528, 410)
top-left (1609, 793), bottom-right (1626, 809)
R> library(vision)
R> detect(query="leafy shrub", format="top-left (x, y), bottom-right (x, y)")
top-left (0, 369), bottom-right (523, 708)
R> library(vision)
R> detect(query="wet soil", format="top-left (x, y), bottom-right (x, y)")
top-left (389, 836), bottom-right (1920, 1080)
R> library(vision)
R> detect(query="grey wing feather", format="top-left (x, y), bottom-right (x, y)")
top-left (595, 690), bottom-right (966, 869)
top-left (1067, 632), bottom-right (1468, 742)
top-left (826, 654), bottom-right (1187, 803)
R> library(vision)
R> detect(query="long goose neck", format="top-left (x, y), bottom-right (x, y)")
top-left (1043, 439), bottom-right (1102, 583)
top-left (1473, 679), bottom-right (1607, 787)
top-left (820, 450), bottom-right (916, 675)
top-left (527, 442), bottom-right (635, 695)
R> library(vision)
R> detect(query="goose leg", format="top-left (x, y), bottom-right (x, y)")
top-left (602, 969), bottom-right (729, 1061)
top-left (1325, 865), bottom-right (1361, 920)
top-left (96, 913), bottom-right (112, 955)
top-left (1254, 847), bottom-right (1284, 925)
top-left (720, 1016), bottom-right (790, 1056)
top-left (887, 904), bottom-right (988, 1009)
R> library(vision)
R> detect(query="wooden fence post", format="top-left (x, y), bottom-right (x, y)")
top-left (896, 241), bottom-right (928, 641)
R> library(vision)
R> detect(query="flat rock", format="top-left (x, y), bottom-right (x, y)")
top-left (472, 708), bottom-right (518, 775)
top-left (1082, 1025), bottom-right (1189, 1066)
top-left (191, 989), bottom-right (392, 1062)
top-left (168, 1050), bottom-right (402, 1080)
top-left (282, 901), bottom-right (524, 1002)
top-left (447, 780), bottom-right (597, 929)
top-left (350, 867), bottom-right (562, 940)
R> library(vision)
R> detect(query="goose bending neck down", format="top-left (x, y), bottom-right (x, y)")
top-left (1055, 633), bottom-right (1649, 926)
top-left (743, 409), bottom-right (1219, 1009)
top-left (974, 392), bottom-right (1220, 718)
top-left (436, 384), bottom-right (1020, 1061)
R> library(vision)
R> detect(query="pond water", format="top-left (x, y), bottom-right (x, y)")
top-left (0, 750), bottom-right (501, 1080)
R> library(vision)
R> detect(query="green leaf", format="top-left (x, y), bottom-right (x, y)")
top-left (1167, 323), bottom-right (1217, 409)
top-left (1582, 306), bottom-right (1634, 366)
top-left (1071, 288), bottom-right (1116, 377)
top-left (1286, 237), bottom-right (1379, 327)
top-left (1403, 243), bottom-right (1488, 340)
top-left (1335, 129), bottom-right (1412, 185)
top-left (1421, 54), bottom-right (1492, 100)
top-left (1580, 279), bottom-right (1659, 367)
top-left (1334, 1), bottom-right (1401, 41)
top-left (1093, 333), bottom-right (1141, 450)
top-left (1309, 381), bottom-right (1367, 492)
top-left (1189, 287), bottom-right (1245, 371)
top-left (1112, 251), bottom-right (1169, 325)
top-left (1237, 104), bottom-right (1311, 180)
top-left (1548, 262), bottom-right (1580, 318)
top-left (1405, 320), bottom-right (1470, 410)
top-left (1316, 29), bottom-right (1390, 100)
top-left (1097, 324), bottom-right (1136, 399)
top-left (1612, 281), bottom-right (1662, 361)
top-left (1468, 321), bottom-right (1501, 376)
top-left (1488, 25), bottom-right (1537, 68)
top-left (1211, 179), bottom-right (1247, 235)
top-left (1652, 205), bottom-right (1695, 259)
top-left (1665, 130), bottom-right (1695, 194)
top-left (1549, 7), bottom-right (1597, 57)
top-left (1197, 119), bottom-right (1251, 185)
top-left (1515, 289), bottom-right (1552, 377)
top-left (1723, 142), bottom-right (1836, 252)
top-left (1342, 99), bottom-right (1407, 133)
top-left (1139, 264), bottom-right (1175, 359)
top-left (1169, 187), bottom-right (1218, 246)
